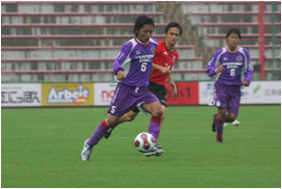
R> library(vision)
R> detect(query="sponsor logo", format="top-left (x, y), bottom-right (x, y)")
top-left (135, 54), bottom-right (154, 63)
top-left (1, 91), bottom-right (40, 104)
top-left (47, 84), bottom-right (89, 104)
top-left (253, 85), bottom-right (260, 94)
top-left (101, 90), bottom-right (115, 103)
top-left (222, 62), bottom-right (243, 69)
top-left (236, 56), bottom-right (243, 62)
top-left (164, 52), bottom-right (168, 55)
top-left (206, 83), bottom-right (213, 90)
top-left (151, 46), bottom-right (156, 53)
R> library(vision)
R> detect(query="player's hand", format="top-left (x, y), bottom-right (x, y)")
top-left (212, 74), bottom-right (217, 79)
top-left (117, 70), bottom-right (126, 81)
top-left (160, 67), bottom-right (171, 75)
top-left (215, 65), bottom-right (225, 73)
top-left (242, 80), bottom-right (249, 87)
top-left (170, 82), bottom-right (177, 95)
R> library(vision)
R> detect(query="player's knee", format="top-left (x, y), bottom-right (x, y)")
top-left (156, 108), bottom-right (163, 117)
top-left (228, 114), bottom-right (237, 122)
top-left (107, 119), bottom-right (118, 127)
top-left (147, 103), bottom-right (163, 117)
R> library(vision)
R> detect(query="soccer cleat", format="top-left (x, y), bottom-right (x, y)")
top-left (155, 144), bottom-right (163, 149)
top-left (216, 139), bottom-right (224, 143)
top-left (81, 139), bottom-right (93, 161)
top-left (212, 113), bottom-right (217, 132)
top-left (143, 147), bottom-right (164, 157)
top-left (104, 128), bottom-right (113, 139)
top-left (223, 122), bottom-right (228, 127)
top-left (232, 120), bottom-right (240, 126)
top-left (208, 101), bottom-right (214, 106)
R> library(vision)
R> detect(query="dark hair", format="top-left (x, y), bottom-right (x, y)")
top-left (226, 28), bottom-right (241, 39)
top-left (133, 15), bottom-right (154, 37)
top-left (165, 22), bottom-right (182, 36)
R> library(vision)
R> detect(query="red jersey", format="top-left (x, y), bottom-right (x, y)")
top-left (150, 41), bottom-right (179, 86)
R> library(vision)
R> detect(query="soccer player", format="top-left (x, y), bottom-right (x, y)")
top-left (206, 28), bottom-right (253, 143)
top-left (81, 15), bottom-right (164, 161)
top-left (103, 22), bottom-right (182, 151)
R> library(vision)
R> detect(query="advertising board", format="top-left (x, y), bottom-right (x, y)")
top-left (41, 83), bottom-right (94, 106)
top-left (1, 83), bottom-right (41, 107)
top-left (165, 82), bottom-right (199, 105)
top-left (199, 81), bottom-right (281, 105)
top-left (94, 83), bottom-right (117, 106)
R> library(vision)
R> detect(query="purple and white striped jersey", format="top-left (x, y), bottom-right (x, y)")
top-left (113, 38), bottom-right (158, 87)
top-left (206, 46), bottom-right (253, 85)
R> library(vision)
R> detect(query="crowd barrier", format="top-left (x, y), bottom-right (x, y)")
top-left (2, 81), bottom-right (280, 107)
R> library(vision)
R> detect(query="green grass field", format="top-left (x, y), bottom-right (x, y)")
top-left (1, 106), bottom-right (281, 188)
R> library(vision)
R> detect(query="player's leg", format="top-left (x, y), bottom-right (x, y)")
top-left (81, 83), bottom-right (135, 160)
top-left (215, 107), bottom-right (227, 143)
top-left (221, 108), bottom-right (240, 126)
top-left (81, 114), bottom-right (119, 161)
top-left (104, 110), bottom-right (139, 139)
top-left (118, 109), bottom-right (139, 123)
top-left (140, 101), bottom-right (164, 156)
top-left (160, 105), bottom-right (166, 127)
top-left (225, 112), bottom-right (240, 126)
top-left (152, 104), bottom-right (166, 149)
top-left (141, 101), bottom-right (163, 140)
top-left (148, 81), bottom-right (167, 124)
top-left (225, 112), bottom-right (237, 122)
top-left (212, 83), bottom-right (228, 143)
top-left (148, 81), bottom-right (167, 147)
top-left (226, 87), bottom-right (240, 127)
top-left (87, 114), bottom-right (119, 146)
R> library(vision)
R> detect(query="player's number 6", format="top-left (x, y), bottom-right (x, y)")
top-left (141, 63), bottom-right (147, 72)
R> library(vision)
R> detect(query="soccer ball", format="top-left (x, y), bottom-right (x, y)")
top-left (134, 132), bottom-right (155, 153)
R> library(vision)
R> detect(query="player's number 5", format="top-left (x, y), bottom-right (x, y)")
top-left (141, 63), bottom-right (147, 72)
top-left (111, 106), bottom-right (116, 113)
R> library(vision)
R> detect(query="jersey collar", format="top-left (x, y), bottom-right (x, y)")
top-left (135, 38), bottom-right (150, 46)
top-left (226, 46), bottom-right (239, 54)
top-left (164, 41), bottom-right (174, 53)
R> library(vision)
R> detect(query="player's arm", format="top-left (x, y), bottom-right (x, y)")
top-left (153, 63), bottom-right (170, 75)
top-left (113, 42), bottom-right (132, 81)
top-left (206, 49), bottom-right (223, 77)
top-left (242, 49), bottom-right (253, 87)
top-left (167, 74), bottom-right (177, 95)
top-left (152, 45), bottom-right (170, 75)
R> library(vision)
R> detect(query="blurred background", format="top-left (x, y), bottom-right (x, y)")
top-left (1, 1), bottom-right (281, 83)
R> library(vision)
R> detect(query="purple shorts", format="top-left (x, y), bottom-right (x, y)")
top-left (107, 83), bottom-right (159, 117)
top-left (214, 82), bottom-right (241, 115)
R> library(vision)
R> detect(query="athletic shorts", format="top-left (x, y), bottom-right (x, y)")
top-left (132, 81), bottom-right (167, 113)
top-left (213, 82), bottom-right (241, 115)
top-left (107, 83), bottom-right (159, 117)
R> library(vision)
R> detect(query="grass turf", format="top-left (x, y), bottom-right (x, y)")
top-left (1, 106), bottom-right (281, 188)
